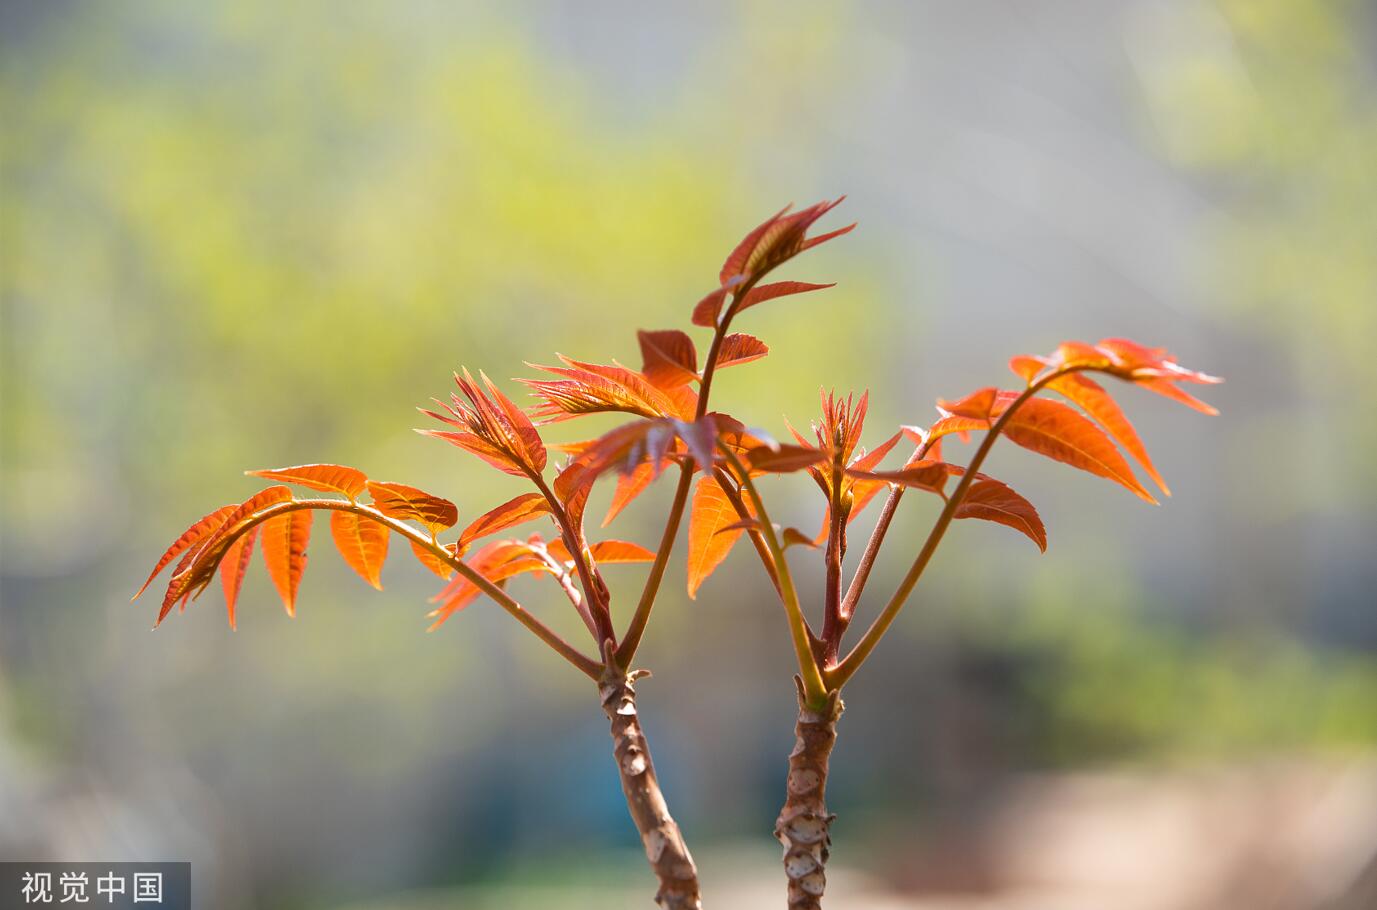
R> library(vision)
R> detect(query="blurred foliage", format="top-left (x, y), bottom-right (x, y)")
top-left (1012, 563), bottom-right (1377, 762)
top-left (1135, 0), bottom-right (1377, 497)
top-left (0, 0), bottom-right (883, 579)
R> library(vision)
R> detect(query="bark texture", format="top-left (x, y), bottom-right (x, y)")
top-left (775, 680), bottom-right (843, 909)
top-left (599, 663), bottom-right (702, 909)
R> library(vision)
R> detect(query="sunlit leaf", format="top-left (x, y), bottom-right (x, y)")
top-left (420, 369), bottom-right (547, 476)
top-left (720, 198), bottom-right (852, 284)
top-left (937, 387), bottom-right (1000, 420)
top-left (691, 286), bottom-right (732, 328)
top-left (548, 538), bottom-right (655, 565)
top-left (1003, 399), bottom-right (1157, 503)
top-left (1135, 376), bottom-right (1220, 415)
top-left (720, 204), bottom-right (792, 284)
top-left (459, 492), bottom-right (552, 548)
top-left (1044, 373), bottom-right (1170, 495)
top-left (366, 481), bottom-right (458, 534)
top-left (1008, 355), bottom-right (1047, 384)
top-left (134, 504), bottom-right (236, 601)
top-left (427, 539), bottom-right (547, 629)
top-left (330, 511), bottom-right (389, 590)
top-left (687, 475), bottom-right (753, 598)
top-left (602, 462), bottom-right (657, 527)
top-left (715, 333), bottom-right (770, 370)
top-left (736, 281), bottom-right (835, 314)
top-left (715, 518), bottom-right (762, 535)
top-left (261, 509), bottom-right (313, 616)
top-left (674, 415), bottom-right (719, 471)
top-left (846, 461), bottom-right (953, 495)
top-left (638, 329), bottom-right (698, 387)
top-left (219, 525), bottom-right (259, 630)
top-left (843, 430), bottom-right (904, 522)
top-left (410, 539), bottom-right (457, 580)
top-left (954, 479), bottom-right (1047, 552)
top-left (158, 486), bottom-right (294, 623)
top-left (746, 444), bottom-right (825, 473)
top-left (245, 463), bottom-right (368, 499)
top-left (912, 415), bottom-right (984, 447)
top-left (1017, 337), bottom-right (1222, 414)
top-left (522, 357), bottom-right (689, 422)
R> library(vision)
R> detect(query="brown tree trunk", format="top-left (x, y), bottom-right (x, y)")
top-left (775, 680), bottom-right (843, 909)
top-left (599, 662), bottom-right (702, 909)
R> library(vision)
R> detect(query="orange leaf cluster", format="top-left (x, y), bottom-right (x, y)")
top-left (134, 464), bottom-right (459, 629)
top-left (419, 369), bottom-right (548, 477)
top-left (135, 198), bottom-right (1218, 716)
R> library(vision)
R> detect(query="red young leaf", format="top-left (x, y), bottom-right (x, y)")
top-left (1002, 398), bottom-right (1157, 503)
top-left (330, 510), bottom-right (389, 590)
top-left (1044, 373), bottom-right (1170, 495)
top-left (261, 509), bottom-right (313, 616)
top-left (782, 527), bottom-right (819, 549)
top-left (1009, 355), bottom-right (1047, 384)
top-left (844, 430), bottom-right (905, 523)
top-left (716, 518), bottom-right (763, 535)
top-left (410, 539), bottom-right (458, 580)
top-left (477, 371), bottom-right (548, 470)
top-left (849, 431), bottom-right (903, 473)
top-left (560, 420), bottom-right (680, 494)
top-left (245, 463), bottom-right (368, 499)
top-left (420, 369), bottom-right (547, 476)
top-left (687, 475), bottom-right (753, 598)
top-left (522, 357), bottom-right (690, 423)
top-left (602, 462), bottom-right (657, 527)
top-left (938, 387), bottom-right (1000, 420)
top-left (674, 415), bottom-right (720, 471)
top-left (459, 492), bottom-right (553, 548)
top-left (846, 461), bottom-right (953, 496)
top-left (914, 415), bottom-right (985, 447)
top-left (548, 538), bottom-right (656, 565)
top-left (134, 504), bottom-right (236, 601)
top-left (1048, 340), bottom-right (1112, 372)
top-left (1135, 377), bottom-right (1220, 415)
top-left (219, 525), bottom-right (259, 630)
top-left (954, 479), bottom-right (1047, 552)
top-left (157, 486), bottom-right (294, 623)
top-left (798, 221), bottom-right (857, 254)
top-left (691, 286), bottom-right (733, 328)
top-left (1095, 338), bottom-right (1221, 385)
top-left (715, 333), bottom-right (770, 369)
top-left (638, 329), bottom-right (698, 388)
top-left (1018, 337), bottom-right (1221, 414)
top-left (366, 481), bottom-right (458, 534)
top-left (427, 539), bottom-right (549, 628)
top-left (736, 281), bottom-right (835, 314)
top-left (720, 204), bottom-right (792, 284)
top-left (719, 198), bottom-right (851, 284)
top-left (746, 444), bottom-right (826, 473)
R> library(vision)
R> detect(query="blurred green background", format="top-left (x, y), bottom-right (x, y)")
top-left (3, 1), bottom-right (1375, 907)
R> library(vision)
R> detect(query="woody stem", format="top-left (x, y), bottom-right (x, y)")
top-left (600, 652), bottom-right (703, 909)
top-left (775, 682), bottom-right (843, 910)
